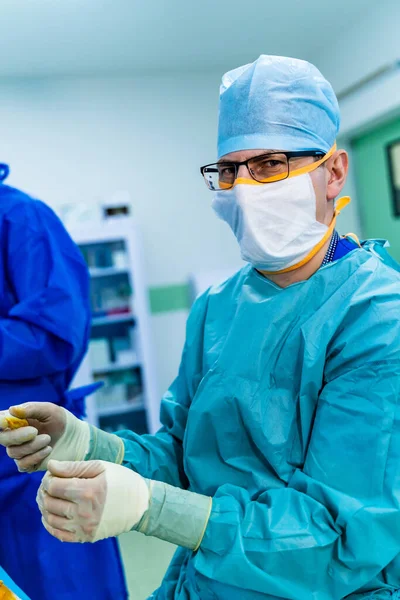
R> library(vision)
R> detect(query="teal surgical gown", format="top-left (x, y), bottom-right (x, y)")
top-left (119, 240), bottom-right (400, 600)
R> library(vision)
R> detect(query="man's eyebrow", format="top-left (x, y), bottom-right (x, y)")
top-left (217, 150), bottom-right (282, 164)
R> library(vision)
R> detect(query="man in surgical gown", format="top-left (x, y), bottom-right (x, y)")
top-left (2, 56), bottom-right (400, 600)
top-left (0, 168), bottom-right (128, 600)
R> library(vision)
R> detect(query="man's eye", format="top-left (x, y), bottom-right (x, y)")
top-left (219, 166), bottom-right (235, 176)
top-left (257, 159), bottom-right (285, 169)
top-left (218, 166), bottom-right (236, 183)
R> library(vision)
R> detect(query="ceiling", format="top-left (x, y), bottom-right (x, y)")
top-left (0, 0), bottom-right (376, 78)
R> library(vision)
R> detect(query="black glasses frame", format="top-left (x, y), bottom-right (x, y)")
top-left (200, 150), bottom-right (325, 189)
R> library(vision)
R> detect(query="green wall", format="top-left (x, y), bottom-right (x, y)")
top-left (149, 283), bottom-right (190, 314)
top-left (353, 117), bottom-right (400, 260)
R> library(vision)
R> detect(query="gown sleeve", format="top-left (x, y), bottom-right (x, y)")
top-left (117, 290), bottom-right (209, 488)
top-left (0, 199), bottom-right (90, 380)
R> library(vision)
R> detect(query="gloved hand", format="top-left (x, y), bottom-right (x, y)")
top-left (0, 403), bottom-right (90, 472)
top-left (37, 459), bottom-right (149, 543)
top-left (38, 459), bottom-right (213, 551)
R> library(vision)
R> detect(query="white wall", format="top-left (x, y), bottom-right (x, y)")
top-left (316, 1), bottom-right (400, 140)
top-left (0, 74), bottom-right (243, 287)
top-left (315, 0), bottom-right (400, 96)
top-left (313, 0), bottom-right (400, 238)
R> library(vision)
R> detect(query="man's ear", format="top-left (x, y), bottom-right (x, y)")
top-left (326, 150), bottom-right (349, 201)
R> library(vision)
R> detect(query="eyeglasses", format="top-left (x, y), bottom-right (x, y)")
top-left (200, 150), bottom-right (325, 191)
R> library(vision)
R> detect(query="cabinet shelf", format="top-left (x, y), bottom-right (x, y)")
top-left (92, 313), bottom-right (135, 327)
top-left (97, 402), bottom-right (145, 417)
top-left (92, 361), bottom-right (142, 375)
top-left (72, 217), bottom-right (159, 434)
top-left (89, 267), bottom-right (130, 278)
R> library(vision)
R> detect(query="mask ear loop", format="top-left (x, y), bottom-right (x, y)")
top-left (342, 232), bottom-right (362, 247)
top-left (287, 143), bottom-right (337, 180)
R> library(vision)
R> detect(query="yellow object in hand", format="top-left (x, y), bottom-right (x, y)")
top-left (0, 581), bottom-right (21, 599)
top-left (0, 412), bottom-right (29, 431)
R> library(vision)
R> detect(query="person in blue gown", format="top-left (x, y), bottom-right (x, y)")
top-left (0, 166), bottom-right (127, 600)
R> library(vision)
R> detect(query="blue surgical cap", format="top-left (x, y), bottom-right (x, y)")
top-left (217, 55), bottom-right (340, 158)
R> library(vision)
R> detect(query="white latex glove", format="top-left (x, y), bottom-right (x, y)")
top-left (37, 459), bottom-right (149, 543)
top-left (0, 403), bottom-right (90, 472)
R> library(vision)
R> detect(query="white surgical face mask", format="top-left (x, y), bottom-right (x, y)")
top-left (212, 173), bottom-right (349, 274)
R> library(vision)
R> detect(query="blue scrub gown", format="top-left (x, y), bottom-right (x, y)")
top-left (118, 238), bottom-right (400, 599)
top-left (0, 179), bottom-right (128, 600)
